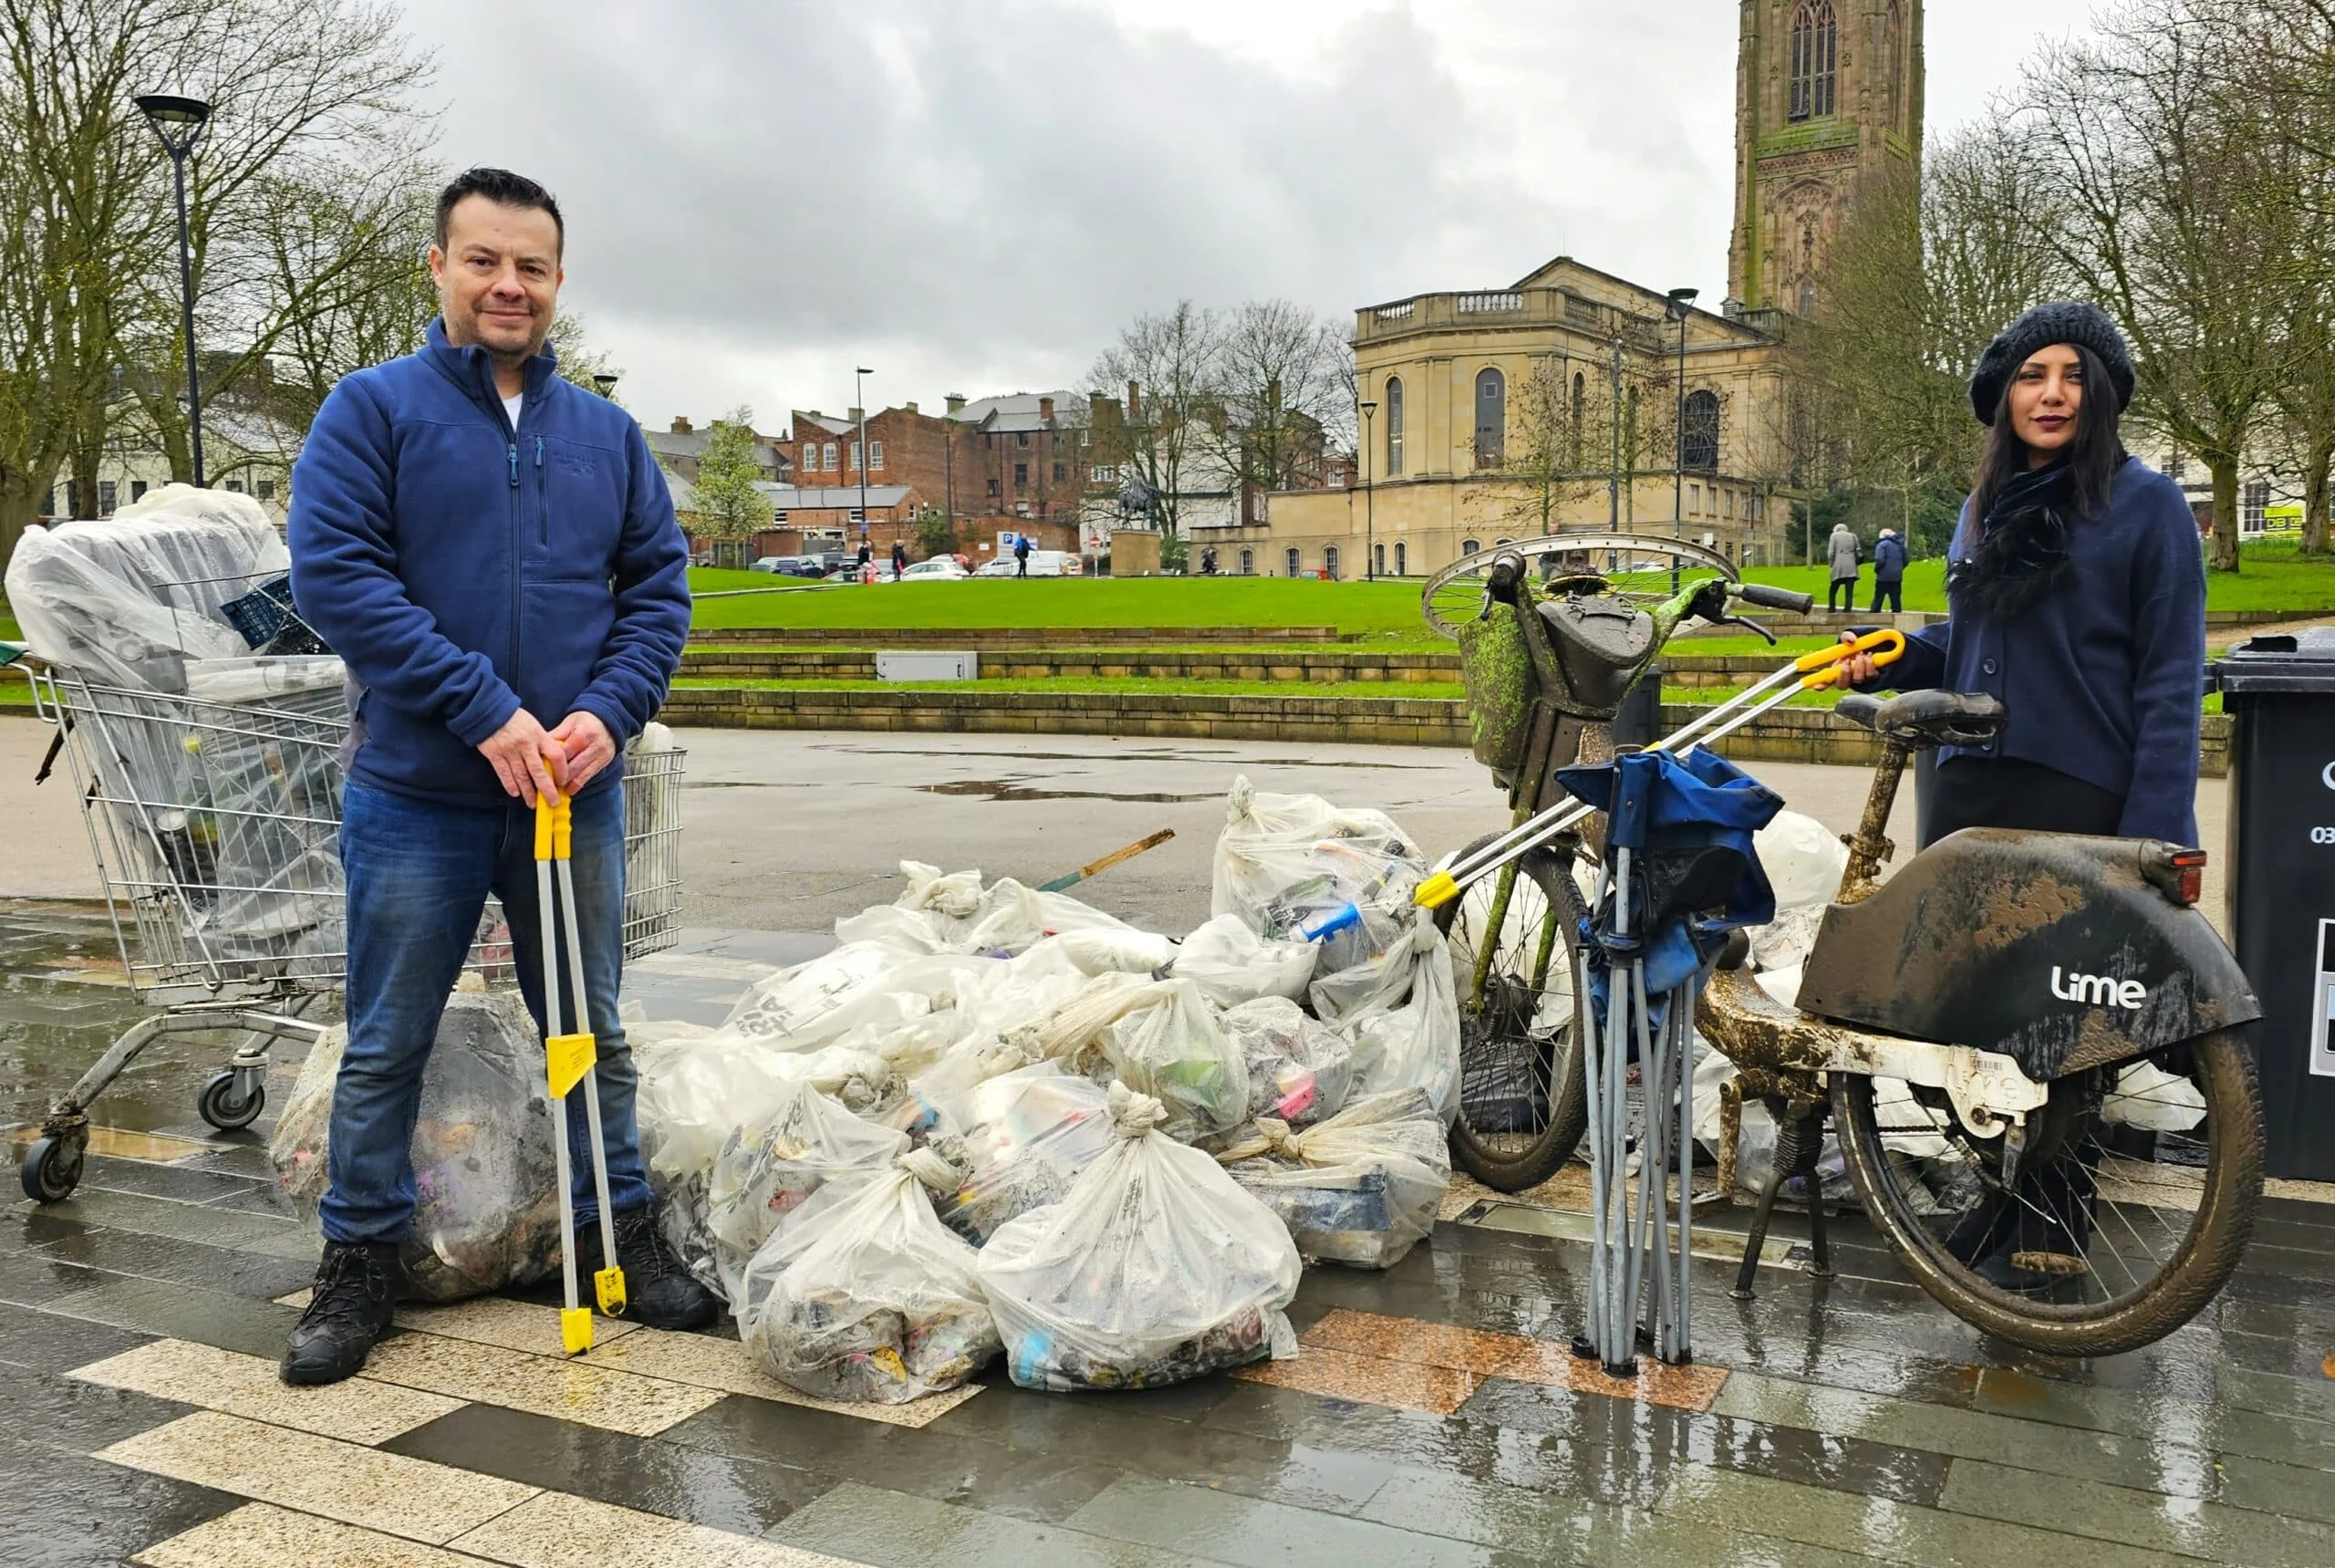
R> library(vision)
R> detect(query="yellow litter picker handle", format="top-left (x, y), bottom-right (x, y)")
top-left (533, 786), bottom-right (574, 861)
top-left (1794, 628), bottom-right (1905, 691)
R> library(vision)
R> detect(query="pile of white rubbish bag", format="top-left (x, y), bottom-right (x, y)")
top-left (629, 775), bottom-right (1460, 1403)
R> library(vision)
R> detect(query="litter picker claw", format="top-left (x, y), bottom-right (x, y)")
top-left (535, 785), bottom-right (625, 1355)
top-left (1414, 629), bottom-right (1906, 912)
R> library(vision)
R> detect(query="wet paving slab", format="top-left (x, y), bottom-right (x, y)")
top-left (5, 914), bottom-right (2335, 1564)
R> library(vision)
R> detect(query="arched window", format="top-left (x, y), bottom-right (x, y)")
top-left (1682, 389), bottom-right (1720, 473)
top-left (1789, 2), bottom-right (1837, 122)
top-left (1887, 0), bottom-right (1907, 133)
top-left (1570, 371), bottom-right (1586, 466)
top-left (1474, 368), bottom-right (1506, 469)
top-left (1239, 547), bottom-right (1254, 576)
top-left (1460, 538), bottom-right (1481, 556)
top-left (1323, 545), bottom-right (1340, 580)
top-left (1374, 542), bottom-right (1385, 576)
top-left (1395, 542), bottom-right (1406, 576)
top-left (1385, 377), bottom-right (1405, 476)
top-left (1285, 546), bottom-right (1302, 577)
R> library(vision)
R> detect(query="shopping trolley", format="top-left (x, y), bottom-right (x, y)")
top-left (8, 639), bottom-right (687, 1204)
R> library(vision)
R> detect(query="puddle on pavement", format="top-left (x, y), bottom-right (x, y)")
top-left (0, 902), bottom-right (315, 1138)
top-left (812, 742), bottom-right (1434, 769)
top-left (918, 779), bottom-right (1220, 805)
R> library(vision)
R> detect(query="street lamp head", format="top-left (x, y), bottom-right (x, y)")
top-left (592, 373), bottom-right (619, 396)
top-left (1666, 286), bottom-right (1699, 322)
top-left (1359, 400), bottom-right (1378, 418)
top-left (856, 367), bottom-right (873, 376)
top-left (135, 93), bottom-right (212, 155)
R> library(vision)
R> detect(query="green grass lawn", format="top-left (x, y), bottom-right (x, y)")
top-left (671, 675), bottom-right (1468, 701)
top-left (1740, 535), bottom-right (2335, 614)
top-left (689, 576), bottom-right (1437, 641)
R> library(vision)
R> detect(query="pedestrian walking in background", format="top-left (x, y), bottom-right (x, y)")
top-left (282, 168), bottom-right (715, 1387)
top-left (1870, 527), bottom-right (1907, 614)
top-left (891, 540), bottom-right (907, 577)
top-left (1828, 522), bottom-right (1862, 611)
top-left (1014, 533), bottom-right (1033, 578)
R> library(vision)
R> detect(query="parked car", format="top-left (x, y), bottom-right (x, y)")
top-left (898, 557), bottom-right (970, 582)
top-left (972, 549), bottom-right (1081, 577)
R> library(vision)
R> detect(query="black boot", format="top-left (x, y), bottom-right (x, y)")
top-left (577, 1207), bottom-right (718, 1331)
top-left (281, 1240), bottom-right (403, 1386)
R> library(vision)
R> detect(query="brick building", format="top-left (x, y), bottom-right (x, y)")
top-left (647, 415), bottom-right (791, 484)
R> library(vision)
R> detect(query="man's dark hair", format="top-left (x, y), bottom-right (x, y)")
top-left (435, 167), bottom-right (564, 254)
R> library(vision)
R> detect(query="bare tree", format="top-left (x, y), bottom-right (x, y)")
top-left (2023, 5), bottom-right (2306, 571)
top-left (1205, 299), bottom-right (1349, 510)
top-left (1085, 300), bottom-right (1221, 536)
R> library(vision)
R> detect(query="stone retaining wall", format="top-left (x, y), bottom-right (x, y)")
top-left (689, 625), bottom-right (1348, 648)
top-left (661, 685), bottom-right (2232, 774)
top-left (679, 648), bottom-right (1462, 683)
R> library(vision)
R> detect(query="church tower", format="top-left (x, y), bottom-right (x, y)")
top-left (1728, 1), bottom-right (1924, 315)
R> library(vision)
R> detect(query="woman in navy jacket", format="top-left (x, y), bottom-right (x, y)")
top-left (1839, 303), bottom-right (2207, 1293)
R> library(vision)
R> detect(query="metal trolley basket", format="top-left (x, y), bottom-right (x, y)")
top-left (10, 644), bottom-right (685, 1204)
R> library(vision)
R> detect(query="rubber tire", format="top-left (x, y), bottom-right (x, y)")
top-left (1436, 836), bottom-right (1591, 1192)
top-left (21, 1136), bottom-right (83, 1203)
top-left (197, 1072), bottom-right (265, 1133)
top-left (1832, 1028), bottom-right (2264, 1357)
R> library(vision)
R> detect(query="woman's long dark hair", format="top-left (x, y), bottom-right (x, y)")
top-left (1962, 342), bottom-right (2127, 545)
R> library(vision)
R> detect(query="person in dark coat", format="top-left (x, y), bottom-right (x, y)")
top-left (891, 540), bottom-right (908, 577)
top-left (1013, 534), bottom-right (1033, 578)
top-left (1839, 301), bottom-right (2204, 1294)
top-left (1869, 527), bottom-right (1907, 614)
top-left (1826, 523), bottom-right (1861, 611)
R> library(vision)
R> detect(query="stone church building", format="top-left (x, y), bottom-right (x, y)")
top-left (1242, 3), bottom-right (1924, 579)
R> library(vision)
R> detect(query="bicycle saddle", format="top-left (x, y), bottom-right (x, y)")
top-left (1834, 690), bottom-right (2007, 749)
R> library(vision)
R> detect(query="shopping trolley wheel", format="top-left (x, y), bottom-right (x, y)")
top-left (197, 1072), bottom-right (265, 1133)
top-left (21, 1136), bottom-right (83, 1203)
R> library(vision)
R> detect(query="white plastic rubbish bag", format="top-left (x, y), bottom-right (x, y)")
top-left (717, 944), bottom-right (982, 1054)
top-left (635, 1027), bottom-right (893, 1183)
top-left (1220, 997), bottom-right (1354, 1127)
top-left (927, 1062), bottom-right (1117, 1243)
top-left (271, 991), bottom-right (562, 1303)
top-left (837, 861), bottom-right (1154, 958)
top-left (1336, 917), bottom-right (1463, 1121)
top-left (1218, 1088), bottom-right (1450, 1269)
top-left (1210, 776), bottom-right (1426, 980)
top-left (978, 1085), bottom-right (1302, 1391)
top-left (1172, 914), bottom-right (1317, 1009)
top-left (2102, 1060), bottom-right (2208, 1132)
top-left (705, 1079), bottom-right (910, 1311)
top-left (738, 1147), bottom-right (1001, 1404)
top-left (1097, 978), bottom-right (1248, 1138)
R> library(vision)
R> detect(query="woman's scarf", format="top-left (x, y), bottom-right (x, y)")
top-left (1950, 462), bottom-right (2079, 619)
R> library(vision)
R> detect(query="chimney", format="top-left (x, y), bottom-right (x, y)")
top-left (945, 393), bottom-right (966, 415)
top-left (1127, 381), bottom-right (1142, 420)
top-left (1039, 396), bottom-right (1055, 422)
top-left (847, 407), bottom-right (863, 422)
top-left (904, 401), bottom-right (918, 415)
top-left (1090, 391), bottom-right (1111, 423)
top-left (669, 416), bottom-right (692, 434)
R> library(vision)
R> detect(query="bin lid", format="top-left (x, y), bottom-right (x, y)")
top-left (2214, 627), bottom-right (2335, 694)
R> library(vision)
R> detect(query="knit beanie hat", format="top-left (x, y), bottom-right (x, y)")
top-left (1967, 302), bottom-right (2136, 425)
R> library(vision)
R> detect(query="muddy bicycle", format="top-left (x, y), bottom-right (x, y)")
top-left (1422, 535), bottom-right (2265, 1355)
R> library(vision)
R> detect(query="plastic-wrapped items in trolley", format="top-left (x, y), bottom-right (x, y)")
top-left (1216, 1089), bottom-right (1450, 1269)
top-left (737, 1147), bottom-right (1001, 1405)
top-left (705, 1078), bottom-right (910, 1311)
top-left (271, 990), bottom-right (563, 1302)
top-left (925, 1063), bottom-right (1117, 1243)
top-left (1210, 776), bottom-right (1427, 982)
top-left (978, 1084), bottom-right (1302, 1392)
top-left (3, 485), bottom-right (290, 692)
top-left (1219, 997), bottom-right (1354, 1127)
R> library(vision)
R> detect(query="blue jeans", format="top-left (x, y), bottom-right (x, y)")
top-left (319, 779), bottom-right (653, 1243)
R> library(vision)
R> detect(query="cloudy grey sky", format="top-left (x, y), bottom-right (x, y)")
top-left (391, 0), bottom-right (2095, 431)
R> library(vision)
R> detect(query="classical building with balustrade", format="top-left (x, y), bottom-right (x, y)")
top-left (1237, 2), bottom-right (1924, 581)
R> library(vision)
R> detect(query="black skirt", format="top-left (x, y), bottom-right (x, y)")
top-left (1927, 754), bottom-right (2125, 844)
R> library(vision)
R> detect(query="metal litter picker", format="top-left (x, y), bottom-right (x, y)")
top-left (535, 788), bottom-right (627, 1355)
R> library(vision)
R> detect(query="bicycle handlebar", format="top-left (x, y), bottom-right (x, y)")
top-left (1731, 583), bottom-right (1815, 616)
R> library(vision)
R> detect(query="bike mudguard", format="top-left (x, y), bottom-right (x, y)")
top-left (1793, 829), bottom-right (2261, 1080)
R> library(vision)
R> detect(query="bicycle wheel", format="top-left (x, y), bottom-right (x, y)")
top-left (1832, 1030), bottom-right (2264, 1356)
top-left (1434, 834), bottom-right (1590, 1191)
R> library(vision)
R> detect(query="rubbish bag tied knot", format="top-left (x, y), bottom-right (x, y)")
top-left (898, 1147), bottom-right (963, 1193)
top-left (1105, 1081), bottom-right (1168, 1139)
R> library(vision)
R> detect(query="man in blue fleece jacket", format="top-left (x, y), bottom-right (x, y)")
top-left (282, 168), bottom-right (713, 1386)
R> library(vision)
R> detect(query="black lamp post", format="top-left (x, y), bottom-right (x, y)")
top-left (1359, 400), bottom-right (1377, 581)
top-left (136, 93), bottom-right (213, 487)
top-left (1665, 286), bottom-right (1699, 590)
top-left (592, 373), bottom-right (619, 399)
top-left (854, 366), bottom-right (873, 556)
